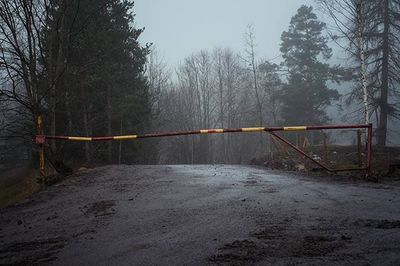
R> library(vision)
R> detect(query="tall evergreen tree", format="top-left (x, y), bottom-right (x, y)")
top-left (363, 0), bottom-right (400, 145)
top-left (279, 5), bottom-right (342, 125)
top-left (44, 0), bottom-right (151, 165)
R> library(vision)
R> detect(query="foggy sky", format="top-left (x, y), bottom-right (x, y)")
top-left (134, 0), bottom-right (316, 68)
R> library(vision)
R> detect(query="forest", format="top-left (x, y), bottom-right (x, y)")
top-left (1, 0), bottom-right (400, 173)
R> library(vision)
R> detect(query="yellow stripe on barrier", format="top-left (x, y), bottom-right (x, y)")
top-left (68, 137), bottom-right (93, 141)
top-left (113, 135), bottom-right (137, 140)
top-left (241, 127), bottom-right (265, 132)
top-left (283, 126), bottom-right (307, 131)
top-left (200, 129), bottom-right (224, 134)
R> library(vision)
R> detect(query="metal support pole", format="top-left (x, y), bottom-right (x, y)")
top-left (366, 124), bottom-right (373, 176)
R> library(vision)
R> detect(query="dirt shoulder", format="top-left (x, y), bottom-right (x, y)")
top-left (252, 145), bottom-right (400, 180)
top-left (0, 168), bottom-right (39, 208)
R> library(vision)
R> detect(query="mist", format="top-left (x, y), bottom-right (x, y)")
top-left (1, 0), bottom-right (399, 173)
top-left (2, 1), bottom-right (400, 264)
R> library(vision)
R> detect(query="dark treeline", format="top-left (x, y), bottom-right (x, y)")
top-left (1, 1), bottom-right (399, 171)
top-left (0, 0), bottom-right (154, 172)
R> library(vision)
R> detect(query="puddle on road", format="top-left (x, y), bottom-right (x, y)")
top-left (171, 165), bottom-right (289, 188)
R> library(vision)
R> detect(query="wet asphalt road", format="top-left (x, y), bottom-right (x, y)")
top-left (1, 165), bottom-right (400, 265)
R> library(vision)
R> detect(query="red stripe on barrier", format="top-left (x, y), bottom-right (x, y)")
top-left (92, 136), bottom-right (114, 141)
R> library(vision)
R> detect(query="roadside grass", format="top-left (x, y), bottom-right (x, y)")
top-left (0, 168), bottom-right (39, 208)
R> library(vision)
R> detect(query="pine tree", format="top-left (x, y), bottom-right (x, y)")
top-left (279, 5), bottom-right (341, 125)
top-left (363, 0), bottom-right (400, 146)
top-left (43, 0), bottom-right (151, 165)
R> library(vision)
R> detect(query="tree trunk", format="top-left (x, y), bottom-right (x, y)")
top-left (81, 85), bottom-right (91, 163)
top-left (49, 3), bottom-right (66, 156)
top-left (356, 0), bottom-right (369, 125)
top-left (50, 97), bottom-right (57, 151)
top-left (66, 91), bottom-right (73, 133)
top-left (118, 118), bottom-right (123, 164)
top-left (377, 0), bottom-right (390, 146)
top-left (218, 65), bottom-right (226, 163)
top-left (106, 86), bottom-right (112, 162)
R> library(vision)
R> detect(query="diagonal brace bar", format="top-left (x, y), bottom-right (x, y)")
top-left (268, 131), bottom-right (331, 171)
top-left (267, 131), bottom-right (368, 173)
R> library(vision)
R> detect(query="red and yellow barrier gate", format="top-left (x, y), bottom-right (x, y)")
top-left (36, 123), bottom-right (373, 176)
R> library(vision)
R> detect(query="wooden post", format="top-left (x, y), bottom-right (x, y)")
top-left (357, 129), bottom-right (362, 167)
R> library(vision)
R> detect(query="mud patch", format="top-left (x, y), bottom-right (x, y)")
top-left (259, 187), bottom-right (278, 194)
top-left (241, 176), bottom-right (261, 187)
top-left (252, 223), bottom-right (342, 257)
top-left (72, 229), bottom-right (97, 239)
top-left (0, 236), bottom-right (66, 265)
top-left (209, 240), bottom-right (266, 264)
top-left (210, 225), bottom-right (344, 264)
top-left (251, 224), bottom-right (286, 240)
top-left (113, 183), bottom-right (134, 193)
top-left (241, 180), bottom-right (258, 186)
top-left (354, 219), bottom-right (400, 229)
top-left (292, 235), bottom-right (339, 257)
top-left (83, 200), bottom-right (116, 217)
top-left (131, 243), bottom-right (152, 251)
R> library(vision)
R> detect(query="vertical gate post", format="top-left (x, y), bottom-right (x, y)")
top-left (366, 124), bottom-right (373, 176)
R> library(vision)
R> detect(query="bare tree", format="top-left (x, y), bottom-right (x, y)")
top-left (317, 0), bottom-right (369, 124)
top-left (0, 0), bottom-right (71, 173)
top-left (0, 0), bottom-right (48, 125)
top-left (212, 47), bottom-right (244, 162)
top-left (243, 25), bottom-right (263, 127)
top-left (142, 47), bottom-right (170, 164)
